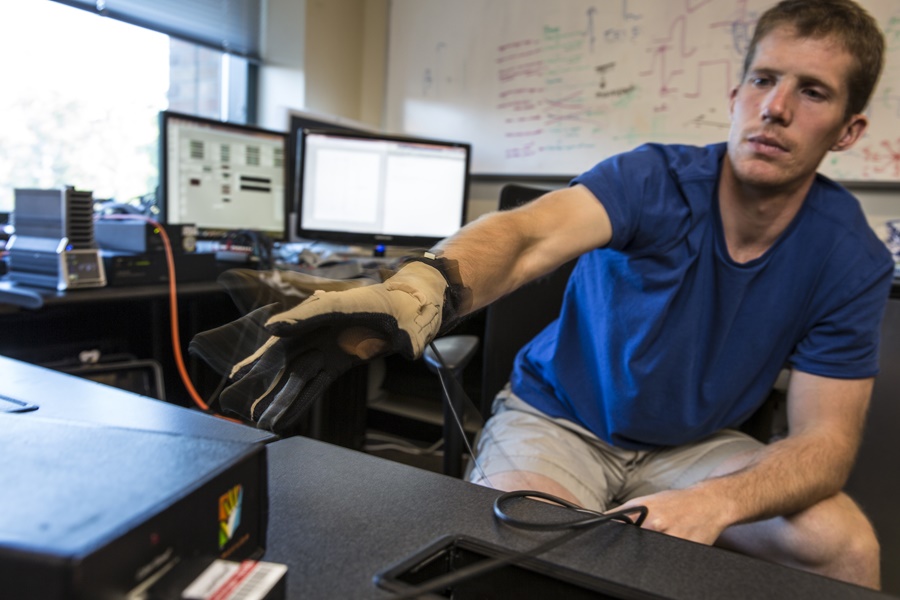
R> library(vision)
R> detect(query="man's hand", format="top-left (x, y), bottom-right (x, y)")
top-left (263, 261), bottom-right (447, 361)
top-left (614, 487), bottom-right (733, 546)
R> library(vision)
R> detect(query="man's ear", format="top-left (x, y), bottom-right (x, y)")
top-left (728, 87), bottom-right (738, 117)
top-left (831, 114), bottom-right (868, 152)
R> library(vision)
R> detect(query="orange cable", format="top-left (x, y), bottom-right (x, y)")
top-left (153, 219), bottom-right (212, 411)
top-left (97, 214), bottom-right (231, 416)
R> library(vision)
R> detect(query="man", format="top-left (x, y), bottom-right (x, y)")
top-left (197, 0), bottom-right (891, 589)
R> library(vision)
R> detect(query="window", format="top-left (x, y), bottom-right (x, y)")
top-left (0, 1), bottom-right (251, 214)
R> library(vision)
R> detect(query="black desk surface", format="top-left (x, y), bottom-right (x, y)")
top-left (0, 354), bottom-right (273, 444)
top-left (0, 354), bottom-right (893, 599)
top-left (0, 277), bottom-right (227, 310)
top-left (264, 436), bottom-right (892, 600)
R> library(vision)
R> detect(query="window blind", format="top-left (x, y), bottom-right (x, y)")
top-left (52, 0), bottom-right (260, 59)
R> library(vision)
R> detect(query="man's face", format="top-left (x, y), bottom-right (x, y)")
top-left (726, 27), bottom-right (866, 192)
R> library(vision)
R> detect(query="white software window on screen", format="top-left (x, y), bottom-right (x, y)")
top-left (383, 153), bottom-right (466, 237)
top-left (306, 148), bottom-right (381, 229)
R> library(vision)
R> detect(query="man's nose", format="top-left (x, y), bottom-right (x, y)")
top-left (761, 85), bottom-right (792, 124)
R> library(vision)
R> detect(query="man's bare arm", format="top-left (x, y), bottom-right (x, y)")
top-left (706, 371), bottom-right (870, 520)
top-left (432, 184), bottom-right (612, 313)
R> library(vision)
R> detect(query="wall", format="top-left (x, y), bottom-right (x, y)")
top-left (258, 0), bottom-right (387, 132)
top-left (385, 0), bottom-right (900, 182)
top-left (359, 0), bottom-right (389, 126)
top-left (306, 0), bottom-right (388, 126)
top-left (258, 0), bottom-right (307, 131)
top-left (853, 187), bottom-right (900, 245)
top-left (259, 1), bottom-right (900, 240)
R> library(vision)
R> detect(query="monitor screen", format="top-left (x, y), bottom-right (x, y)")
top-left (296, 130), bottom-right (471, 248)
top-left (286, 109), bottom-right (374, 224)
top-left (159, 111), bottom-right (288, 240)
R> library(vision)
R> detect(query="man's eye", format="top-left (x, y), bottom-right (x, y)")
top-left (803, 89), bottom-right (826, 100)
top-left (750, 77), bottom-right (771, 87)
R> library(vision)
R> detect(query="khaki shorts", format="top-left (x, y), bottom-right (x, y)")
top-left (466, 388), bottom-right (763, 512)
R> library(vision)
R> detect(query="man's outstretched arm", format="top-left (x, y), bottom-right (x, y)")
top-left (433, 183), bottom-right (612, 314)
top-left (192, 183), bottom-right (612, 432)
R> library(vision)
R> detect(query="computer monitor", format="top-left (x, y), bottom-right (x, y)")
top-left (295, 129), bottom-right (471, 249)
top-left (159, 111), bottom-right (288, 240)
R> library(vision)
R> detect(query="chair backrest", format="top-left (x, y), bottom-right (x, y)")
top-left (479, 184), bottom-right (576, 414)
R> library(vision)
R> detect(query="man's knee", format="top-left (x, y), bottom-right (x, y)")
top-left (791, 494), bottom-right (880, 587)
top-left (721, 493), bottom-right (880, 589)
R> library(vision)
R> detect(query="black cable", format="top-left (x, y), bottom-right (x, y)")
top-left (494, 490), bottom-right (647, 529)
top-left (426, 341), bottom-right (491, 484)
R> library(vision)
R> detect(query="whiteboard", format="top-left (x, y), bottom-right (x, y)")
top-left (385, 0), bottom-right (900, 181)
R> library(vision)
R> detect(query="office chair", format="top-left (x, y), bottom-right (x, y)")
top-left (480, 184), bottom-right (577, 410)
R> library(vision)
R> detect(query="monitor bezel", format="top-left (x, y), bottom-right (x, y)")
top-left (158, 110), bottom-right (290, 241)
top-left (294, 128), bottom-right (471, 249)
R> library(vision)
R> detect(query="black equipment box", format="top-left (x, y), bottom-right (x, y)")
top-left (102, 250), bottom-right (219, 286)
top-left (0, 413), bottom-right (268, 599)
top-left (95, 220), bottom-right (198, 255)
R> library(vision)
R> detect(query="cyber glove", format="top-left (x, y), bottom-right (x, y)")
top-left (212, 260), bottom-right (461, 434)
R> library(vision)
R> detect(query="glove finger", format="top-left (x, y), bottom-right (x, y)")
top-left (256, 354), bottom-right (327, 434)
top-left (219, 340), bottom-right (315, 422)
top-left (189, 303), bottom-right (282, 376)
top-left (229, 336), bottom-right (286, 385)
top-left (292, 368), bottom-right (338, 415)
top-left (255, 327), bottom-right (368, 433)
top-left (265, 292), bottom-right (413, 360)
top-left (265, 284), bottom-right (399, 332)
top-left (234, 331), bottom-right (365, 432)
top-left (230, 335), bottom-right (280, 379)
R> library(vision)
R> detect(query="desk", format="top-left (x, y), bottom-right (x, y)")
top-left (0, 354), bottom-right (274, 444)
top-left (0, 278), bottom-right (369, 449)
top-left (0, 278), bottom-right (241, 404)
top-left (264, 436), bottom-right (890, 600)
top-left (0, 355), bottom-right (892, 600)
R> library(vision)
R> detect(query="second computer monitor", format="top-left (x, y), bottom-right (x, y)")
top-left (296, 130), bottom-right (471, 249)
top-left (159, 111), bottom-right (288, 240)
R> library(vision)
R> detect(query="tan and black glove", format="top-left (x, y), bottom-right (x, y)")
top-left (191, 258), bottom-right (468, 434)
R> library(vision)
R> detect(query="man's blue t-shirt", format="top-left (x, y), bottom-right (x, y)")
top-left (511, 143), bottom-right (893, 450)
